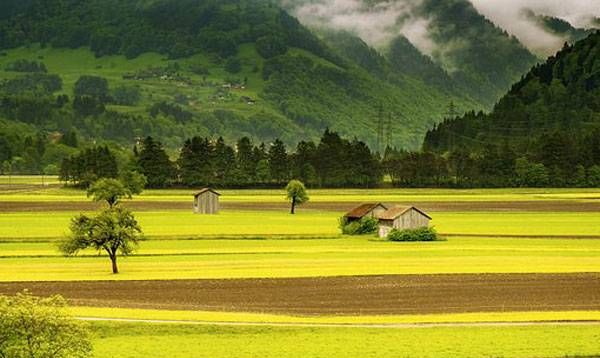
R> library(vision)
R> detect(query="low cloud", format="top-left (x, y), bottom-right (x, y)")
top-left (284, 0), bottom-right (600, 58)
top-left (283, 0), bottom-right (436, 54)
top-left (469, 0), bottom-right (600, 56)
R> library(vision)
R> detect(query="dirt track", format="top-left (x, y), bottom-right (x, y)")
top-left (1, 273), bottom-right (599, 315)
top-left (3, 200), bottom-right (600, 212)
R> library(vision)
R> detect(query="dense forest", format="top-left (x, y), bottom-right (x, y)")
top-left (422, 31), bottom-right (600, 187)
top-left (59, 130), bottom-right (382, 188)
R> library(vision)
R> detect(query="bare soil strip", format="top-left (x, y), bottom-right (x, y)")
top-left (77, 317), bottom-right (600, 329)
top-left (1, 273), bottom-right (599, 315)
top-left (2, 200), bottom-right (600, 212)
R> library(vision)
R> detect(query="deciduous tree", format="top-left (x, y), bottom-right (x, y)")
top-left (285, 180), bottom-right (309, 214)
top-left (60, 207), bottom-right (143, 274)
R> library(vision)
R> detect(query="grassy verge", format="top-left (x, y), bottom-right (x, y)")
top-left (89, 321), bottom-right (600, 358)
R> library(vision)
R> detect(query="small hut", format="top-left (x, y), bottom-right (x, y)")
top-left (344, 203), bottom-right (388, 223)
top-left (377, 206), bottom-right (432, 238)
top-left (193, 188), bottom-right (221, 214)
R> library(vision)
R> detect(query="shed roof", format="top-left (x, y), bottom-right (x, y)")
top-left (193, 188), bottom-right (221, 197)
top-left (345, 203), bottom-right (387, 219)
top-left (377, 206), bottom-right (432, 220)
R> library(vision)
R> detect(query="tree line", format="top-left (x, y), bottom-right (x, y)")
top-left (58, 126), bottom-right (600, 189)
top-left (59, 129), bottom-right (382, 188)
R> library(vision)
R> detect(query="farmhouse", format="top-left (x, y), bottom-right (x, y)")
top-left (377, 206), bottom-right (432, 238)
top-left (193, 188), bottom-right (221, 214)
top-left (344, 203), bottom-right (388, 222)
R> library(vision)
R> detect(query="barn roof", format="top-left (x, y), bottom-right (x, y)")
top-left (193, 188), bottom-right (221, 197)
top-left (378, 206), bottom-right (432, 220)
top-left (345, 203), bottom-right (387, 219)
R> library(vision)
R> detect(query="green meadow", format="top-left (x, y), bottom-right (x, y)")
top-left (89, 322), bottom-right (600, 358)
top-left (2, 210), bottom-right (600, 240)
top-left (1, 237), bottom-right (599, 281)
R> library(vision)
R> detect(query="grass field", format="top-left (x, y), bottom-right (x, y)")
top-left (1, 237), bottom-right (599, 281)
top-left (2, 209), bottom-right (600, 240)
top-left (89, 321), bottom-right (600, 358)
top-left (2, 186), bottom-right (600, 357)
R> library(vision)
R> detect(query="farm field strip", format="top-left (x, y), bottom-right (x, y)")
top-left (2, 254), bottom-right (599, 281)
top-left (4, 187), bottom-right (600, 202)
top-left (2, 236), bottom-right (600, 257)
top-left (89, 321), bottom-right (600, 358)
top-left (3, 273), bottom-right (598, 315)
top-left (2, 210), bottom-right (600, 240)
top-left (2, 237), bottom-right (600, 281)
top-left (71, 306), bottom-right (600, 325)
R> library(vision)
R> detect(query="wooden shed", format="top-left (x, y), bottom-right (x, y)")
top-left (193, 188), bottom-right (221, 214)
top-left (344, 203), bottom-right (388, 222)
top-left (377, 206), bottom-right (432, 238)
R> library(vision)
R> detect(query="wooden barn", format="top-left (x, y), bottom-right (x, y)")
top-left (193, 188), bottom-right (221, 214)
top-left (344, 203), bottom-right (388, 222)
top-left (377, 206), bottom-right (432, 238)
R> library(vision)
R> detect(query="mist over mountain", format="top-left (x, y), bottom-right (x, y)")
top-left (469, 0), bottom-right (600, 56)
top-left (283, 0), bottom-right (539, 106)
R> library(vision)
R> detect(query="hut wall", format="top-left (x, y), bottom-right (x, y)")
top-left (393, 208), bottom-right (430, 230)
top-left (194, 192), bottom-right (219, 214)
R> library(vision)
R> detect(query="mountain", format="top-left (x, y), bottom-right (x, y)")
top-left (409, 0), bottom-right (540, 107)
top-left (425, 30), bottom-right (600, 150)
top-left (0, 0), bottom-right (476, 165)
top-left (526, 11), bottom-right (594, 44)
top-left (282, 0), bottom-right (540, 108)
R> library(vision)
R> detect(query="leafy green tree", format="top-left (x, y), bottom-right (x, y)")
top-left (587, 166), bottom-right (600, 187)
top-left (515, 158), bottom-right (549, 187)
top-left (0, 291), bottom-right (92, 358)
top-left (120, 170), bottom-right (147, 194)
top-left (74, 75), bottom-right (110, 100)
top-left (285, 179), bottom-right (309, 214)
top-left (60, 207), bottom-right (143, 274)
top-left (111, 85), bottom-right (141, 106)
top-left (87, 178), bottom-right (133, 208)
top-left (255, 159), bottom-right (271, 183)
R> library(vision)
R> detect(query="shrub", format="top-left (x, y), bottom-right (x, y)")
top-left (387, 227), bottom-right (439, 242)
top-left (111, 85), bottom-right (141, 106)
top-left (339, 216), bottom-right (379, 235)
top-left (224, 57), bottom-right (242, 74)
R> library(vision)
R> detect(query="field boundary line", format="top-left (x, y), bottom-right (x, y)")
top-left (77, 317), bottom-right (600, 329)
top-left (440, 233), bottom-right (600, 239)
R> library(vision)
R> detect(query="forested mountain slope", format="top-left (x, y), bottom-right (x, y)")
top-left (422, 31), bottom-right (600, 186)
top-left (0, 0), bottom-right (473, 172)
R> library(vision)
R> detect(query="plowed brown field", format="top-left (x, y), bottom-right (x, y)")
top-left (1, 273), bottom-right (598, 315)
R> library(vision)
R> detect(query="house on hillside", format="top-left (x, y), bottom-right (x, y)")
top-left (344, 203), bottom-right (388, 223)
top-left (377, 206), bottom-right (431, 238)
top-left (193, 188), bottom-right (221, 214)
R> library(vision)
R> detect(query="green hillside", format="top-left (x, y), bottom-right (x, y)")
top-left (0, 0), bottom-right (477, 164)
top-left (421, 31), bottom-right (600, 187)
